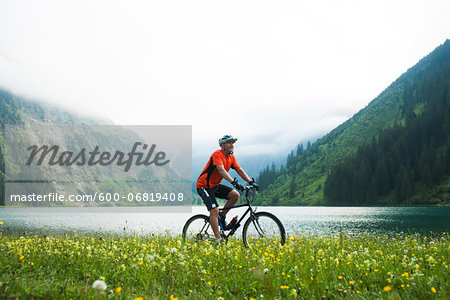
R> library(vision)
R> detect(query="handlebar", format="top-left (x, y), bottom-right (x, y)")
top-left (242, 185), bottom-right (258, 201)
top-left (244, 185), bottom-right (258, 191)
top-left (233, 178), bottom-right (259, 193)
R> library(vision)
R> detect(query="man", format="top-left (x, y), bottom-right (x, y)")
top-left (196, 135), bottom-right (259, 244)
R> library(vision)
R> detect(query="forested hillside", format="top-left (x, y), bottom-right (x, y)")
top-left (256, 40), bottom-right (450, 206)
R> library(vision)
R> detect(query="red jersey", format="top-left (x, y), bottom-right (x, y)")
top-left (196, 150), bottom-right (241, 188)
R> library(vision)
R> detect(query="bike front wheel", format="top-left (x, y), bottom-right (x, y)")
top-left (182, 214), bottom-right (214, 242)
top-left (242, 211), bottom-right (286, 248)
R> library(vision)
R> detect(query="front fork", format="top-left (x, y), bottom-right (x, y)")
top-left (248, 210), bottom-right (265, 238)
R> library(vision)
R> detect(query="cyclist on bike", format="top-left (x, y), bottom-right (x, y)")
top-left (196, 135), bottom-right (259, 244)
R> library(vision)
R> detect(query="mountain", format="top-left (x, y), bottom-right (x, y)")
top-left (0, 90), bottom-right (189, 207)
top-left (1, 89), bottom-right (102, 205)
top-left (256, 40), bottom-right (450, 206)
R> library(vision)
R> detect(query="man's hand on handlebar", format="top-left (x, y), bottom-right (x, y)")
top-left (232, 178), bottom-right (245, 191)
top-left (249, 178), bottom-right (260, 191)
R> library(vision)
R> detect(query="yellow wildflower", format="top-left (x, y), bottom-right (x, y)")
top-left (383, 286), bottom-right (392, 292)
top-left (431, 287), bottom-right (437, 294)
top-left (115, 287), bottom-right (121, 293)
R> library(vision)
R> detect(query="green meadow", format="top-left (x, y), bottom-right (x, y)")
top-left (0, 225), bottom-right (448, 299)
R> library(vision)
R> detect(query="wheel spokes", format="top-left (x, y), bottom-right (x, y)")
top-left (184, 216), bottom-right (214, 242)
top-left (244, 213), bottom-right (285, 248)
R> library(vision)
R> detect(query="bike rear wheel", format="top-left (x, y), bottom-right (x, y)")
top-left (182, 214), bottom-right (214, 242)
top-left (242, 211), bottom-right (286, 248)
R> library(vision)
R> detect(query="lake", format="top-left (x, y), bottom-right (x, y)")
top-left (1, 206), bottom-right (449, 237)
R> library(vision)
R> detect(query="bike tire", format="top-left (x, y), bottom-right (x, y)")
top-left (182, 214), bottom-right (214, 242)
top-left (242, 211), bottom-right (286, 248)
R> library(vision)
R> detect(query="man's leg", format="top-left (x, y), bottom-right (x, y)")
top-left (197, 187), bottom-right (221, 240)
top-left (222, 190), bottom-right (240, 217)
top-left (209, 207), bottom-right (221, 239)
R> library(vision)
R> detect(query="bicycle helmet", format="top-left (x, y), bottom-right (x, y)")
top-left (218, 135), bottom-right (238, 145)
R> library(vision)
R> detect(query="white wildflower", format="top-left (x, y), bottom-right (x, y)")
top-left (92, 280), bottom-right (107, 291)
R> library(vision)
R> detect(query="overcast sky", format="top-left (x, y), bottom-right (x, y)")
top-left (1, 0), bottom-right (449, 158)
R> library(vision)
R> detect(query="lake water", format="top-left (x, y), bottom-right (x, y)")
top-left (1, 206), bottom-right (449, 237)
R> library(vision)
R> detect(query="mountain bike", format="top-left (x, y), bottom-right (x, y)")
top-left (182, 185), bottom-right (286, 248)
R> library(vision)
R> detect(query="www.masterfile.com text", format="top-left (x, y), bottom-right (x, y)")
top-left (8, 192), bottom-right (185, 203)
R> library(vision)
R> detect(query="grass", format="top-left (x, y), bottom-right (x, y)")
top-left (0, 226), bottom-right (448, 299)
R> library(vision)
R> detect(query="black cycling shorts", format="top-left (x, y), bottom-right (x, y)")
top-left (197, 184), bottom-right (233, 211)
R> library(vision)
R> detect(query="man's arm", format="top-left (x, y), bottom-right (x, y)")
top-left (216, 165), bottom-right (252, 184)
top-left (236, 168), bottom-right (251, 183)
top-left (215, 164), bottom-right (234, 183)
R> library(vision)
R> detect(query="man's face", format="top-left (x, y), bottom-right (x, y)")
top-left (221, 141), bottom-right (235, 153)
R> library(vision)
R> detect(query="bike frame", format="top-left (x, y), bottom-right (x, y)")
top-left (218, 188), bottom-right (257, 239)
